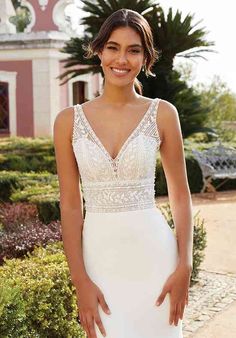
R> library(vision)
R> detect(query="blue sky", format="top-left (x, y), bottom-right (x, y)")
top-left (68, 0), bottom-right (236, 93)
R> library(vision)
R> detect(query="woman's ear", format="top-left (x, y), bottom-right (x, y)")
top-left (98, 51), bottom-right (102, 61)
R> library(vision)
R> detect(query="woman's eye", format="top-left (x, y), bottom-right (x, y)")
top-left (130, 49), bottom-right (140, 54)
top-left (107, 46), bottom-right (117, 50)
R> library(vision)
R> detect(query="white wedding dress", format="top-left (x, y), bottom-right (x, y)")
top-left (72, 98), bottom-right (183, 338)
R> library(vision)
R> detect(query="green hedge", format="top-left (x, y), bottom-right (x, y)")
top-left (0, 242), bottom-right (85, 338)
top-left (0, 171), bottom-right (60, 224)
top-left (0, 137), bottom-right (56, 174)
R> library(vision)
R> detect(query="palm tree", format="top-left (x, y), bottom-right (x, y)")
top-left (81, 0), bottom-right (158, 36)
top-left (58, 0), bottom-right (216, 138)
top-left (138, 6), bottom-right (215, 95)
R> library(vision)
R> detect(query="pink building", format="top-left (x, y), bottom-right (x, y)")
top-left (0, 0), bottom-right (101, 137)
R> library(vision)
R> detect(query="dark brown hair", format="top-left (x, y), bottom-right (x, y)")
top-left (83, 9), bottom-right (159, 95)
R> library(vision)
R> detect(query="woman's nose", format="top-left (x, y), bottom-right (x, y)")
top-left (117, 52), bottom-right (128, 64)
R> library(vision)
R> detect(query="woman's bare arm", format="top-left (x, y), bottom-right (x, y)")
top-left (53, 107), bottom-right (90, 286)
top-left (158, 100), bottom-right (193, 269)
top-left (53, 107), bottom-right (111, 337)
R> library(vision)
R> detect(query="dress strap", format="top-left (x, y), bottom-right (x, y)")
top-left (153, 98), bottom-right (162, 145)
top-left (140, 98), bottom-right (161, 145)
top-left (72, 104), bottom-right (81, 145)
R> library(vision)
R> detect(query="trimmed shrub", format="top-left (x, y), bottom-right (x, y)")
top-left (0, 137), bottom-right (56, 174)
top-left (158, 202), bottom-right (207, 286)
top-left (0, 171), bottom-right (60, 223)
top-left (0, 242), bottom-right (85, 337)
top-left (0, 171), bottom-right (22, 202)
top-left (0, 202), bottom-right (38, 232)
top-left (31, 196), bottom-right (60, 224)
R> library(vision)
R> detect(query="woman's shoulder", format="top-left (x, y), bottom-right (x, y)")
top-left (138, 96), bottom-right (178, 118)
top-left (157, 99), bottom-right (179, 128)
top-left (53, 106), bottom-right (75, 139)
top-left (153, 98), bottom-right (180, 143)
top-left (54, 106), bottom-right (75, 125)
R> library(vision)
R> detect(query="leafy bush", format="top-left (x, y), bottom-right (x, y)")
top-left (30, 196), bottom-right (60, 224)
top-left (0, 171), bottom-right (60, 223)
top-left (0, 171), bottom-right (21, 202)
top-left (0, 137), bottom-right (56, 174)
top-left (0, 202), bottom-right (38, 232)
top-left (158, 202), bottom-right (207, 286)
top-left (0, 242), bottom-right (85, 337)
top-left (0, 171), bottom-right (59, 203)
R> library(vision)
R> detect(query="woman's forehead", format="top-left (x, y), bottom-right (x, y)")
top-left (108, 26), bottom-right (142, 43)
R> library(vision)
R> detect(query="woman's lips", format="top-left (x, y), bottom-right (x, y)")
top-left (110, 67), bottom-right (130, 77)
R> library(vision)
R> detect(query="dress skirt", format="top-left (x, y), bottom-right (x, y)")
top-left (82, 206), bottom-right (183, 338)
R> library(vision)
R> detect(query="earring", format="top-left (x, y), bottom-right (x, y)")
top-left (142, 65), bottom-right (145, 72)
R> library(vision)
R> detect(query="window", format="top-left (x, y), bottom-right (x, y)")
top-left (73, 81), bottom-right (85, 105)
top-left (0, 82), bottom-right (9, 133)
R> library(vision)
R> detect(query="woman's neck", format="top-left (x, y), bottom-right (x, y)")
top-left (100, 82), bottom-right (140, 105)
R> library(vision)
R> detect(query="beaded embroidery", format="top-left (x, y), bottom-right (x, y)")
top-left (72, 98), bottom-right (161, 212)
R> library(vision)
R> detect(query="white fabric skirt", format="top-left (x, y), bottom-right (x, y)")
top-left (82, 206), bottom-right (183, 338)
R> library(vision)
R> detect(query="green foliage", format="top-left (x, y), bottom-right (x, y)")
top-left (0, 137), bottom-right (56, 173)
top-left (9, 3), bottom-right (31, 33)
top-left (33, 197), bottom-right (60, 224)
top-left (0, 170), bottom-right (58, 201)
top-left (0, 242), bottom-right (85, 338)
top-left (0, 283), bottom-right (28, 337)
top-left (0, 171), bottom-right (21, 202)
top-left (144, 6), bottom-right (215, 69)
top-left (80, 0), bottom-right (157, 36)
top-left (141, 69), bottom-right (216, 138)
top-left (195, 76), bottom-right (236, 142)
top-left (158, 203), bottom-right (207, 286)
top-left (0, 170), bottom-right (60, 223)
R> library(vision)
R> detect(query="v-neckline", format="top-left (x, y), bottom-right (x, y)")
top-left (79, 98), bottom-right (156, 163)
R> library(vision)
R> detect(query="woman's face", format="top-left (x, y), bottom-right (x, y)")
top-left (98, 26), bottom-right (145, 88)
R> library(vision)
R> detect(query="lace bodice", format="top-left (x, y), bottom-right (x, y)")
top-left (72, 98), bottom-right (162, 213)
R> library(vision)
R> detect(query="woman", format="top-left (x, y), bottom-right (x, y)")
top-left (53, 8), bottom-right (193, 338)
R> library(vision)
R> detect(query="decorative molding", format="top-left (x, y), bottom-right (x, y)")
top-left (38, 0), bottom-right (49, 11)
top-left (0, 0), bottom-right (16, 34)
top-left (52, 0), bottom-right (74, 34)
top-left (0, 46), bottom-right (70, 61)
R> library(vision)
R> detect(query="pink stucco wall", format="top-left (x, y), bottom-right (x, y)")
top-left (29, 0), bottom-right (59, 32)
top-left (0, 61), bottom-right (34, 137)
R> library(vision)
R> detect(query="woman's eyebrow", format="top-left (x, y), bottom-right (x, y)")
top-left (106, 41), bottom-right (143, 48)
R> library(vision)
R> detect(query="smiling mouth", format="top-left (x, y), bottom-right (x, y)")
top-left (111, 67), bottom-right (130, 74)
